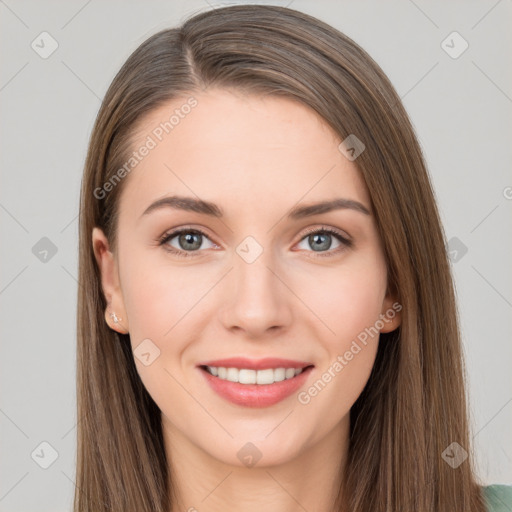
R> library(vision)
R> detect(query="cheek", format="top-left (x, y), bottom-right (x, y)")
top-left (299, 254), bottom-right (386, 397)
top-left (302, 253), bottom-right (387, 343)
top-left (120, 243), bottom-right (211, 339)
top-left (119, 246), bottom-right (219, 405)
top-left (118, 246), bottom-right (201, 411)
top-left (297, 266), bottom-right (386, 422)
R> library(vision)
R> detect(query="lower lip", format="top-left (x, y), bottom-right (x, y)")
top-left (199, 366), bottom-right (314, 408)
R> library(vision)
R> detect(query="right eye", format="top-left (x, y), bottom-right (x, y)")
top-left (158, 228), bottom-right (218, 258)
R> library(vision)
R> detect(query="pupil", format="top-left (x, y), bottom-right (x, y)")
top-left (311, 233), bottom-right (331, 251)
top-left (181, 233), bottom-right (201, 250)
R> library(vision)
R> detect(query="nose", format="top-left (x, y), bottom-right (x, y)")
top-left (218, 249), bottom-right (293, 339)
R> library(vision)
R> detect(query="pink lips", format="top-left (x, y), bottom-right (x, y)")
top-left (197, 357), bottom-right (314, 408)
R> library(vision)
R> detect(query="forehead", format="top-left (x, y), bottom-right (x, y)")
top-left (119, 88), bottom-right (371, 222)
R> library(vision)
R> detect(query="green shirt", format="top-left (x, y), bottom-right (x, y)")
top-left (482, 485), bottom-right (512, 512)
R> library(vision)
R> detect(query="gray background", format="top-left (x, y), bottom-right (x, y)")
top-left (1, 0), bottom-right (511, 510)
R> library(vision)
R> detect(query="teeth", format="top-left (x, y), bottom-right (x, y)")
top-left (206, 366), bottom-right (305, 384)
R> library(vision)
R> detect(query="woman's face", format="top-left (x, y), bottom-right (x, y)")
top-left (93, 88), bottom-right (400, 467)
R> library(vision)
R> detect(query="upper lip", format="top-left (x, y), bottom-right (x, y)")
top-left (197, 357), bottom-right (314, 370)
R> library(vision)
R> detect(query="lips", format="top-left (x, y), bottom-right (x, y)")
top-left (197, 357), bottom-right (314, 408)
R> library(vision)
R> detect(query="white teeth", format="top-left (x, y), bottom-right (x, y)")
top-left (205, 366), bottom-right (305, 384)
top-left (273, 368), bottom-right (286, 382)
top-left (256, 369), bottom-right (274, 385)
top-left (240, 369), bottom-right (256, 384)
top-left (208, 366), bottom-right (218, 376)
top-left (285, 368), bottom-right (296, 379)
top-left (226, 367), bottom-right (239, 382)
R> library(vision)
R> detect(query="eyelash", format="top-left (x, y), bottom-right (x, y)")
top-left (157, 225), bottom-right (353, 259)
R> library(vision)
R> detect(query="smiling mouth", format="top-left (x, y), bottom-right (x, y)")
top-left (199, 364), bottom-right (314, 385)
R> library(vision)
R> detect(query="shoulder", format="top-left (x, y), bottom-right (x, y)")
top-left (481, 484), bottom-right (512, 512)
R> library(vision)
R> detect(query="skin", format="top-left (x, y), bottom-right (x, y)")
top-left (92, 88), bottom-right (401, 512)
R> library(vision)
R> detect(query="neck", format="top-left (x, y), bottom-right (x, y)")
top-left (164, 415), bottom-right (349, 512)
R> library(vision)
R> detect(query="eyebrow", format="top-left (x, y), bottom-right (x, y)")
top-left (140, 195), bottom-right (371, 220)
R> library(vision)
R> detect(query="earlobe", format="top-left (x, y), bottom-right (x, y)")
top-left (379, 291), bottom-right (402, 333)
top-left (92, 227), bottom-right (129, 334)
top-left (104, 307), bottom-right (129, 335)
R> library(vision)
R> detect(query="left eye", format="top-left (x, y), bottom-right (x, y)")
top-left (296, 228), bottom-right (350, 256)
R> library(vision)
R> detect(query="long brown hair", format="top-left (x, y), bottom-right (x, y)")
top-left (75, 5), bottom-right (486, 511)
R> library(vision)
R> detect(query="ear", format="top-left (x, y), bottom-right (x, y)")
top-left (379, 285), bottom-right (402, 333)
top-left (92, 227), bottom-right (129, 334)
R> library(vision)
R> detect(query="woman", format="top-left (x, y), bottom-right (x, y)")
top-left (75, 4), bottom-right (511, 511)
